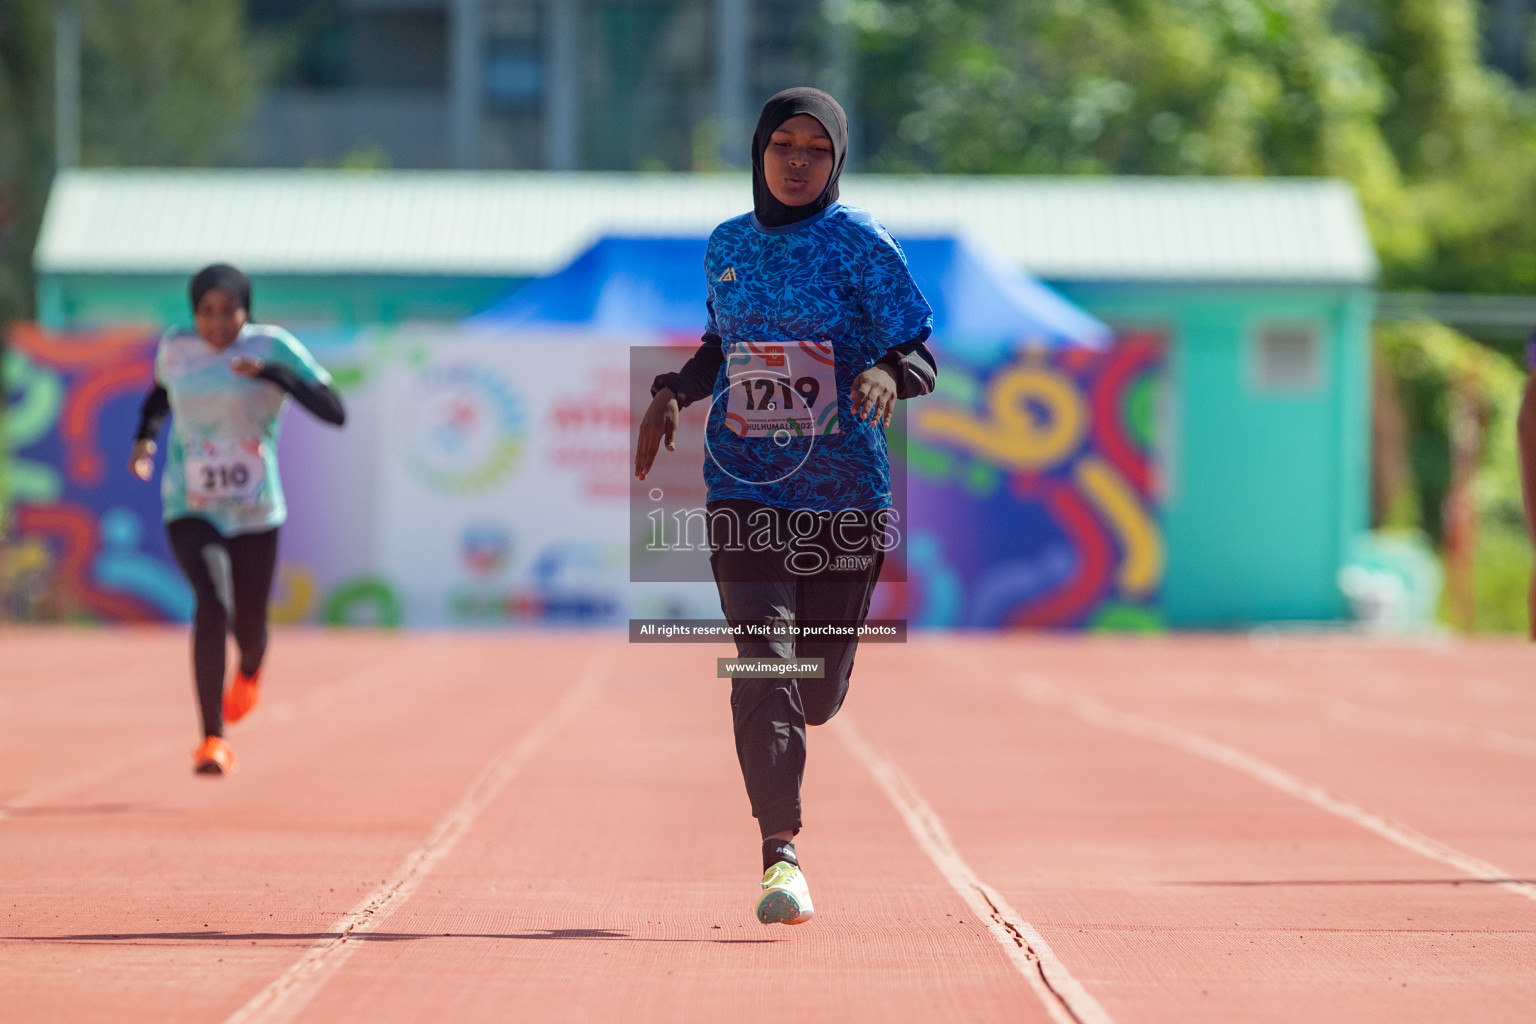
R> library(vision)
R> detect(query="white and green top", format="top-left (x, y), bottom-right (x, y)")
top-left (156, 322), bottom-right (332, 536)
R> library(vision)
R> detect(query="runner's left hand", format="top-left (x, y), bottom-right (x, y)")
top-left (850, 364), bottom-right (897, 428)
top-left (230, 355), bottom-right (264, 378)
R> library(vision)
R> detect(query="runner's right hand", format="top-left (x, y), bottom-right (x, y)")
top-left (635, 389), bottom-right (679, 480)
top-left (128, 440), bottom-right (156, 482)
top-left (230, 355), bottom-right (264, 377)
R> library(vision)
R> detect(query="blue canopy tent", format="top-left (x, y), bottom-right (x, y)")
top-left (468, 235), bottom-right (1111, 349)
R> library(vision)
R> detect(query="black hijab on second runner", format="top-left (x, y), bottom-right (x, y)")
top-left (190, 263), bottom-right (252, 317)
top-left (751, 88), bottom-right (849, 229)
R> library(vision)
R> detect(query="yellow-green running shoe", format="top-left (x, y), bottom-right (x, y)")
top-left (756, 860), bottom-right (814, 925)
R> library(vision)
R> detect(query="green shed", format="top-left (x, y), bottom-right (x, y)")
top-left (33, 170), bottom-right (1376, 626)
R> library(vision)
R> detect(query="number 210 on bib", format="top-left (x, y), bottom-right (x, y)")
top-left (185, 438), bottom-right (268, 509)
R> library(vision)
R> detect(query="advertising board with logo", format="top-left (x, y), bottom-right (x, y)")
top-left (371, 330), bottom-right (717, 626)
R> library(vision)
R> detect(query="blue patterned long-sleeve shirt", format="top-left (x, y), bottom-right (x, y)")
top-left (656, 203), bottom-right (935, 511)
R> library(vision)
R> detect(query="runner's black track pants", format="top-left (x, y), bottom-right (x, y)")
top-left (708, 500), bottom-right (885, 839)
top-left (166, 517), bottom-right (279, 738)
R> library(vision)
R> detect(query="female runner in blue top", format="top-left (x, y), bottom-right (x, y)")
top-left (634, 89), bottom-right (937, 925)
top-left (130, 265), bottom-right (345, 775)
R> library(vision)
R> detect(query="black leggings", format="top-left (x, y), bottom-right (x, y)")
top-left (708, 501), bottom-right (885, 839)
top-left (166, 517), bottom-right (279, 738)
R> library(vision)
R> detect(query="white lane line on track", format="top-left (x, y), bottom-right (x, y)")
top-left (1224, 671), bottom-right (1536, 760)
top-left (223, 663), bottom-right (606, 1024)
top-left (1016, 675), bottom-right (1536, 904)
top-left (1257, 685), bottom-right (1536, 760)
top-left (835, 715), bottom-right (1116, 1024)
top-left (1322, 699), bottom-right (1536, 758)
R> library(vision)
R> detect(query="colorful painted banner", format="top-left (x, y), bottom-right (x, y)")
top-left (3, 324), bottom-right (1162, 630)
top-left (873, 334), bottom-right (1165, 630)
top-left (3, 325), bottom-right (180, 621)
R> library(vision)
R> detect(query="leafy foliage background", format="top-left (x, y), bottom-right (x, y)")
top-left (842, 0), bottom-right (1536, 296)
top-left (0, 0), bottom-right (263, 325)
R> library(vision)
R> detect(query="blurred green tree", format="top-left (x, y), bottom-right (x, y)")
top-left (1367, 0), bottom-right (1536, 295)
top-left (844, 0), bottom-right (1536, 293)
top-left (0, 1), bottom-right (57, 325)
top-left (0, 0), bottom-right (263, 326)
top-left (76, 0), bottom-right (263, 167)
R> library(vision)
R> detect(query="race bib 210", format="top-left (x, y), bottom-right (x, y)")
top-left (185, 438), bottom-right (267, 510)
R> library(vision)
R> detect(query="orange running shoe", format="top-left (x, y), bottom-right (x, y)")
top-left (192, 736), bottom-right (236, 775)
top-left (223, 669), bottom-right (261, 724)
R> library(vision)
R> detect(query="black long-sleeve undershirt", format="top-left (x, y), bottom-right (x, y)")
top-left (132, 365), bottom-right (346, 446)
top-left (874, 327), bottom-right (938, 400)
top-left (650, 330), bottom-right (938, 407)
top-left (650, 332), bottom-right (725, 408)
top-left (135, 384), bottom-right (171, 442)
top-left (255, 363), bottom-right (347, 426)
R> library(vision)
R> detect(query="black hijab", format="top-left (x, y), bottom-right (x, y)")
top-left (751, 88), bottom-right (849, 229)
top-left (190, 263), bottom-right (252, 316)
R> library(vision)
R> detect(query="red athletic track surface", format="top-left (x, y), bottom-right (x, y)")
top-left (2, 628), bottom-right (1533, 1024)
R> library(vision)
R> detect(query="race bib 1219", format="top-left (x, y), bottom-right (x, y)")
top-left (723, 340), bottom-right (839, 439)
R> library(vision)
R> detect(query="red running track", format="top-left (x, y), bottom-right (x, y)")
top-left (1, 628), bottom-right (1533, 1023)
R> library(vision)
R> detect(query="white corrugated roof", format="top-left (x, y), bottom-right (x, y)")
top-left (35, 169), bottom-right (1376, 283)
